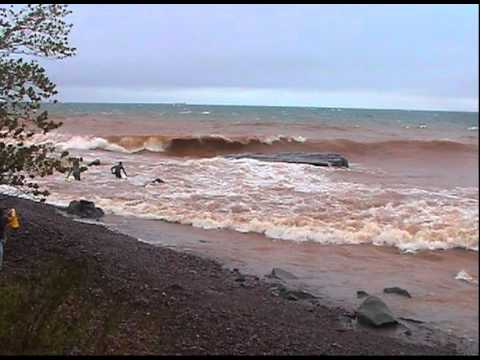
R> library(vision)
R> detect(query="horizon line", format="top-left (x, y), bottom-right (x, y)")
top-left (43, 101), bottom-right (479, 114)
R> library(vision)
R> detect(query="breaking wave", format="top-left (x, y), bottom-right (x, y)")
top-left (32, 133), bottom-right (477, 158)
top-left (31, 155), bottom-right (478, 253)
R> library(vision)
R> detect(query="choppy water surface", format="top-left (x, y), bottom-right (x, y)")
top-left (18, 103), bottom-right (478, 351)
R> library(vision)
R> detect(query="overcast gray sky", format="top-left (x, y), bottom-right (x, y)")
top-left (38, 4), bottom-right (478, 111)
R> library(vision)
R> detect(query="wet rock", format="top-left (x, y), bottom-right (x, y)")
top-left (288, 290), bottom-right (317, 300)
top-left (226, 152), bottom-right (349, 168)
top-left (266, 268), bottom-right (298, 281)
top-left (271, 284), bottom-right (317, 301)
top-left (88, 159), bottom-right (101, 166)
top-left (357, 290), bottom-right (369, 299)
top-left (356, 296), bottom-right (398, 327)
top-left (66, 200), bottom-right (104, 219)
top-left (152, 178), bottom-right (165, 184)
top-left (399, 317), bottom-right (424, 324)
top-left (383, 287), bottom-right (412, 298)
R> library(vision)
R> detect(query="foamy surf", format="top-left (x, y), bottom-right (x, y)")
top-left (31, 133), bottom-right (309, 155)
top-left (31, 132), bottom-right (477, 159)
top-left (11, 106), bottom-right (480, 254)
top-left (455, 270), bottom-right (479, 285)
top-left (35, 156), bottom-right (479, 253)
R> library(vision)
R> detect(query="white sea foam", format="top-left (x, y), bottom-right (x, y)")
top-left (18, 134), bottom-right (479, 254)
top-left (0, 185), bottom-right (37, 200)
top-left (57, 136), bottom-right (131, 153)
top-left (30, 133), bottom-right (309, 155)
top-left (31, 155), bottom-right (478, 253)
top-left (455, 270), bottom-right (478, 285)
top-left (31, 134), bottom-right (132, 153)
top-left (467, 126), bottom-right (478, 131)
top-left (263, 134), bottom-right (306, 144)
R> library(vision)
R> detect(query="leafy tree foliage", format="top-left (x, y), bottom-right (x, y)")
top-left (0, 4), bottom-right (77, 197)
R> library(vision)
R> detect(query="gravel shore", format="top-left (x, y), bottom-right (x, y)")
top-left (0, 195), bottom-right (457, 355)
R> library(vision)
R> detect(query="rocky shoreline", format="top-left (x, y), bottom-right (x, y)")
top-left (0, 195), bottom-right (459, 355)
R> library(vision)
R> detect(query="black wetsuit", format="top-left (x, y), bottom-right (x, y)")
top-left (67, 161), bottom-right (81, 181)
top-left (111, 164), bottom-right (127, 179)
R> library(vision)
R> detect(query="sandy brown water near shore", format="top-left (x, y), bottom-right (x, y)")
top-left (13, 105), bottom-right (477, 354)
top-left (99, 213), bottom-right (479, 353)
top-left (0, 195), bottom-right (463, 355)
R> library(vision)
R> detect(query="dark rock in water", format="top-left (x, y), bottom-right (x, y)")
top-left (287, 293), bottom-right (299, 301)
top-left (66, 200), bottom-right (105, 219)
top-left (88, 159), bottom-right (101, 166)
top-left (399, 317), bottom-right (424, 324)
top-left (225, 152), bottom-right (349, 168)
top-left (356, 296), bottom-right (398, 327)
top-left (266, 268), bottom-right (298, 281)
top-left (383, 287), bottom-right (412, 298)
top-left (152, 178), bottom-right (165, 184)
top-left (357, 290), bottom-right (369, 299)
top-left (287, 289), bottom-right (317, 300)
top-left (271, 284), bottom-right (317, 301)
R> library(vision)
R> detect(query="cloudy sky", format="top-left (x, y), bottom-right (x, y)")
top-left (38, 4), bottom-right (478, 111)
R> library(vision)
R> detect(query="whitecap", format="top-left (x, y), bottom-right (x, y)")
top-left (455, 270), bottom-right (478, 285)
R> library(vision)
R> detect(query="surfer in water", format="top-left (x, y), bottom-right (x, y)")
top-left (66, 158), bottom-right (82, 181)
top-left (111, 161), bottom-right (128, 179)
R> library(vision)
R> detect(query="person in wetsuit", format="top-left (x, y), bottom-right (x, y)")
top-left (66, 158), bottom-right (82, 181)
top-left (111, 161), bottom-right (128, 179)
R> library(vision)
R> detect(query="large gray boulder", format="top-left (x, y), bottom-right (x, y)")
top-left (226, 152), bottom-right (349, 168)
top-left (66, 200), bottom-right (105, 219)
top-left (356, 296), bottom-right (398, 327)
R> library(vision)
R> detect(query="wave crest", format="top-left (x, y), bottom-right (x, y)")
top-left (32, 133), bottom-right (477, 158)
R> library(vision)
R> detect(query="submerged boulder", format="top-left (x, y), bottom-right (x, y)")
top-left (356, 296), bottom-right (398, 327)
top-left (66, 200), bottom-right (105, 219)
top-left (383, 287), bottom-right (412, 298)
top-left (88, 159), bottom-right (101, 166)
top-left (356, 290), bottom-right (369, 299)
top-left (226, 152), bottom-right (349, 168)
top-left (266, 268), bottom-right (299, 281)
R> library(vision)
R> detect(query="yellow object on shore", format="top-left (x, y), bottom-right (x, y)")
top-left (8, 208), bottom-right (20, 230)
